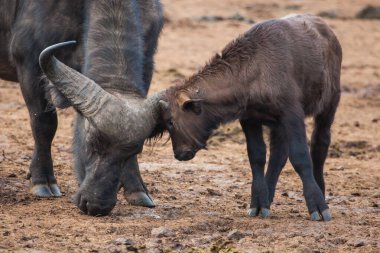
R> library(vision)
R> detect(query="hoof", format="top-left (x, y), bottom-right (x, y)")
top-left (49, 184), bottom-right (62, 197)
top-left (310, 209), bottom-right (332, 221)
top-left (310, 211), bottom-right (322, 221)
top-left (247, 208), bottom-right (270, 218)
top-left (321, 209), bottom-right (332, 221)
top-left (30, 184), bottom-right (53, 197)
top-left (247, 208), bottom-right (258, 217)
top-left (259, 208), bottom-right (270, 218)
top-left (125, 192), bottom-right (155, 208)
top-left (30, 184), bottom-right (62, 197)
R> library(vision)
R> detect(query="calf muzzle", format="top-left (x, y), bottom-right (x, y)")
top-left (174, 150), bottom-right (195, 161)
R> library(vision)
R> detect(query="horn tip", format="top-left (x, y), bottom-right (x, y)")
top-left (39, 41), bottom-right (78, 72)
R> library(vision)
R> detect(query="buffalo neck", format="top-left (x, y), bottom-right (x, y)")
top-left (83, 0), bottom-right (145, 96)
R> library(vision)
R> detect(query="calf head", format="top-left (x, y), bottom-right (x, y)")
top-left (39, 41), bottom-right (162, 215)
top-left (159, 90), bottom-right (215, 161)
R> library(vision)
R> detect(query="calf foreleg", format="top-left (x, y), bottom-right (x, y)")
top-left (266, 125), bottom-right (289, 204)
top-left (240, 119), bottom-right (270, 218)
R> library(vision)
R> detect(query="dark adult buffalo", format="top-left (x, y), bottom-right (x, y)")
top-left (0, 0), bottom-right (164, 215)
top-left (159, 14), bottom-right (342, 221)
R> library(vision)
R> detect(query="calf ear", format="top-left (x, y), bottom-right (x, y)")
top-left (177, 92), bottom-right (203, 115)
top-left (183, 99), bottom-right (202, 115)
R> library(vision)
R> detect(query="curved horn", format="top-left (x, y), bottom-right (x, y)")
top-left (39, 41), bottom-right (164, 143)
top-left (39, 41), bottom-right (114, 118)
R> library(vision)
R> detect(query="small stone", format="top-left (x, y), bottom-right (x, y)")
top-left (126, 245), bottom-right (138, 252)
top-left (298, 245), bottom-right (313, 253)
top-left (230, 13), bottom-right (245, 21)
top-left (196, 15), bottom-right (225, 22)
top-left (227, 229), bottom-right (245, 241)
top-left (354, 240), bottom-right (365, 247)
top-left (113, 238), bottom-right (132, 245)
top-left (151, 227), bottom-right (175, 238)
top-left (332, 238), bottom-right (347, 245)
top-left (206, 188), bottom-right (222, 196)
top-left (24, 243), bottom-right (33, 249)
top-left (318, 10), bottom-right (338, 19)
top-left (20, 236), bottom-right (33, 241)
top-left (181, 227), bottom-right (193, 234)
top-left (354, 121), bottom-right (360, 127)
top-left (145, 238), bottom-right (162, 253)
top-left (356, 5), bottom-right (380, 19)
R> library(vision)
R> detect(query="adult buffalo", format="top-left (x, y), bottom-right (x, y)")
top-left (0, 0), bottom-right (164, 215)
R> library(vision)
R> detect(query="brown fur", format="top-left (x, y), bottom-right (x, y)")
top-left (159, 14), bottom-right (342, 219)
top-left (160, 14), bottom-right (342, 152)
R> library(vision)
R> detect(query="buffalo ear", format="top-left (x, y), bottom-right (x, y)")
top-left (182, 99), bottom-right (203, 115)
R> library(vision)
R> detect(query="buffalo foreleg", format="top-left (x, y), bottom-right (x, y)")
top-left (18, 67), bottom-right (61, 197)
top-left (121, 155), bottom-right (155, 207)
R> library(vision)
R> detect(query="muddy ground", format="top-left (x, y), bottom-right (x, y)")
top-left (0, 0), bottom-right (379, 252)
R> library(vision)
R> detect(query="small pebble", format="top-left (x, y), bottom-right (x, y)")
top-left (354, 240), bottom-right (365, 247)
top-left (151, 227), bottom-right (175, 238)
top-left (227, 229), bottom-right (245, 241)
top-left (113, 238), bottom-right (132, 245)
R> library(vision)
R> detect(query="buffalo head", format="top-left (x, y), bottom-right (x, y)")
top-left (39, 41), bottom-right (164, 215)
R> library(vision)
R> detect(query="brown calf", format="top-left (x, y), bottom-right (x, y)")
top-left (159, 14), bottom-right (342, 221)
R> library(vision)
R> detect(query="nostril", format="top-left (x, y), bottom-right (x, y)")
top-left (175, 150), bottom-right (195, 161)
top-left (86, 202), bottom-right (115, 216)
top-left (73, 192), bottom-right (115, 216)
top-left (73, 193), bottom-right (89, 214)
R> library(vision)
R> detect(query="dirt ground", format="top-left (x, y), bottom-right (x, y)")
top-left (1, 0), bottom-right (379, 252)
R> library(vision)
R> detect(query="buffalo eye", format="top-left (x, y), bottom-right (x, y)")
top-left (167, 119), bottom-right (174, 130)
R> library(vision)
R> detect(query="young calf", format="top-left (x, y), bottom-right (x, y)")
top-left (159, 14), bottom-right (342, 221)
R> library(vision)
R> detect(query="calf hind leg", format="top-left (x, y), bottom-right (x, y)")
top-left (240, 119), bottom-right (270, 218)
top-left (311, 100), bottom-right (339, 196)
top-left (283, 108), bottom-right (331, 221)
